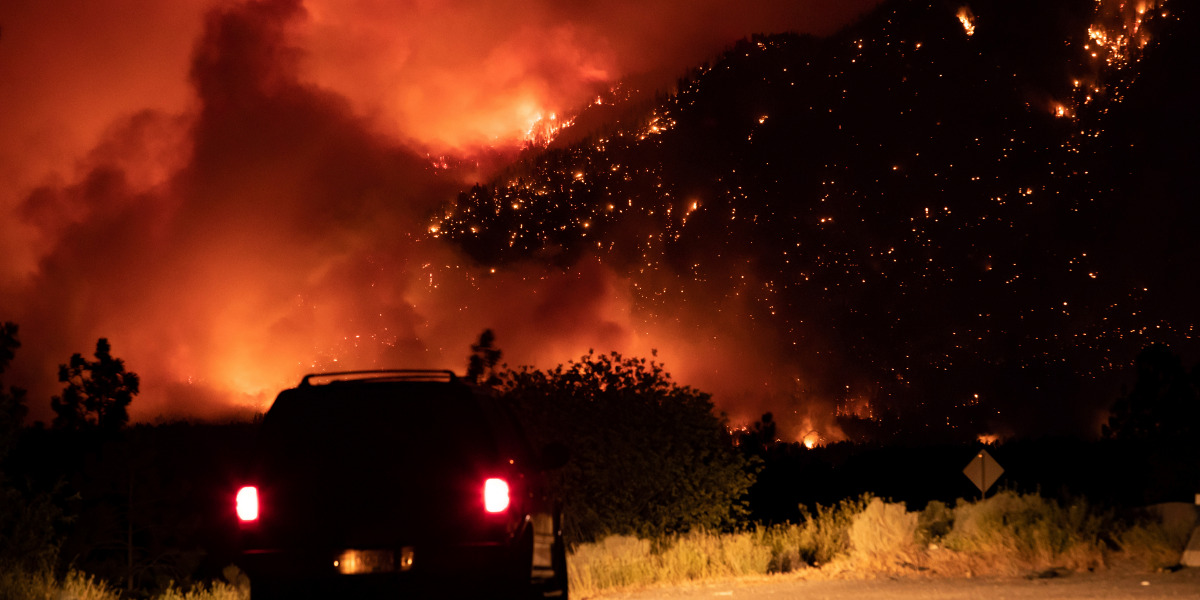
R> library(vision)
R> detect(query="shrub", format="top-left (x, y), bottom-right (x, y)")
top-left (848, 498), bottom-right (919, 570)
top-left (0, 569), bottom-right (53, 600)
top-left (1111, 507), bottom-right (1195, 571)
top-left (757, 523), bottom-right (804, 573)
top-left (941, 491), bottom-right (1107, 574)
top-left (918, 500), bottom-right (954, 543)
top-left (796, 495), bottom-right (871, 566)
top-left (501, 351), bottom-right (755, 543)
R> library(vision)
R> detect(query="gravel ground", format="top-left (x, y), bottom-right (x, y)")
top-left (590, 568), bottom-right (1200, 600)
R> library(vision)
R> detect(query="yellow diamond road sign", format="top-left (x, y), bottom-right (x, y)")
top-left (963, 449), bottom-right (1003, 494)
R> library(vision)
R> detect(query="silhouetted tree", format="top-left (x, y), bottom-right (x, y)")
top-left (752, 411), bottom-right (777, 445)
top-left (0, 322), bottom-right (64, 574)
top-left (501, 350), bottom-right (754, 543)
top-left (0, 322), bottom-right (17, 371)
top-left (0, 322), bottom-right (27, 459)
top-left (733, 412), bottom-right (777, 456)
top-left (466, 329), bottom-right (503, 386)
top-left (51, 338), bottom-right (139, 432)
top-left (1102, 344), bottom-right (1199, 441)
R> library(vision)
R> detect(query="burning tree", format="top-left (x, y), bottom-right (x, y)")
top-left (51, 338), bottom-right (139, 432)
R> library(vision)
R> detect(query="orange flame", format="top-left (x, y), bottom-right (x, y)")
top-left (957, 7), bottom-right (976, 37)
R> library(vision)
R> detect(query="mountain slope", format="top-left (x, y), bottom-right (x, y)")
top-left (432, 0), bottom-right (1199, 439)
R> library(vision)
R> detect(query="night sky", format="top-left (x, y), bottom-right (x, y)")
top-left (2, 0), bottom-right (1196, 442)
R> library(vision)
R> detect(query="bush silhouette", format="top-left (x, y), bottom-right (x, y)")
top-left (500, 350), bottom-right (754, 543)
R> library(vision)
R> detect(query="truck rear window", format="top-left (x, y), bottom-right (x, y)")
top-left (257, 383), bottom-right (500, 477)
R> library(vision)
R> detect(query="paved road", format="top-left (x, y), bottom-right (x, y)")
top-left (591, 569), bottom-right (1200, 600)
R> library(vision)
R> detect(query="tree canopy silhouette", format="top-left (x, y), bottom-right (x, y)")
top-left (51, 338), bottom-right (139, 432)
top-left (466, 329), bottom-right (503, 386)
top-left (0, 322), bottom-right (28, 460)
top-left (0, 322), bottom-right (63, 574)
top-left (499, 349), bottom-right (754, 543)
top-left (1102, 344), bottom-right (1199, 441)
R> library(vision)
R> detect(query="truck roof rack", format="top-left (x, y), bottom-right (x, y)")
top-left (299, 370), bottom-right (459, 387)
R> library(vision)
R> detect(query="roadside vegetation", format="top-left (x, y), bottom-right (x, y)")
top-left (567, 492), bottom-right (1193, 597)
top-left (0, 568), bottom-right (248, 600)
top-left (0, 325), bottom-right (1195, 599)
top-left (1, 492), bottom-right (1188, 599)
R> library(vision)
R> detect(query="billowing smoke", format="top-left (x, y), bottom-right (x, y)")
top-left (0, 0), bottom-right (878, 422)
top-left (295, 0), bottom-right (881, 152)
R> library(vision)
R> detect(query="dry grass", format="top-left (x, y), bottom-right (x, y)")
top-left (568, 530), bottom-right (775, 596)
top-left (567, 492), bottom-right (1193, 596)
top-left (0, 569), bottom-right (118, 600)
top-left (0, 568), bottom-right (249, 600)
top-left (155, 581), bottom-right (247, 600)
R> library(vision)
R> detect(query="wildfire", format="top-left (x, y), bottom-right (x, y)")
top-left (524, 112), bottom-right (577, 148)
top-left (801, 430), bottom-right (821, 449)
top-left (428, 155), bottom-right (450, 170)
top-left (681, 200), bottom-right (700, 226)
top-left (638, 111), bottom-right (677, 140)
top-left (1084, 0), bottom-right (1160, 68)
top-left (836, 396), bottom-right (875, 420)
top-left (957, 6), bottom-right (976, 37)
top-left (1060, 0), bottom-right (1168, 139)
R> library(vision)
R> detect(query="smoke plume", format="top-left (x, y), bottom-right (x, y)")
top-left (0, 0), bottom-right (878, 423)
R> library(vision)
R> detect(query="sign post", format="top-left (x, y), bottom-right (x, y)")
top-left (963, 449), bottom-right (1004, 499)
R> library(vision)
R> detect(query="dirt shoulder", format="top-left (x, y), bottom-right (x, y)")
top-left (589, 568), bottom-right (1200, 600)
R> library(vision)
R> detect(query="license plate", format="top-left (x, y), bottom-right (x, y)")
top-left (334, 547), bottom-right (414, 574)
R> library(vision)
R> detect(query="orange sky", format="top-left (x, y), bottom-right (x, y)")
top-left (0, 0), bottom-right (879, 426)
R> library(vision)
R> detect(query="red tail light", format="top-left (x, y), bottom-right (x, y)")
top-left (483, 478), bottom-right (509, 513)
top-left (236, 486), bottom-right (259, 522)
